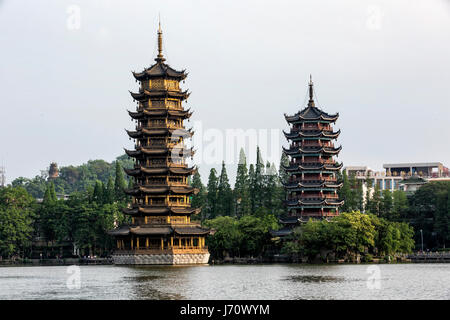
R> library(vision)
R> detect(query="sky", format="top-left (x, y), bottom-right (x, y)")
top-left (0, 0), bottom-right (449, 185)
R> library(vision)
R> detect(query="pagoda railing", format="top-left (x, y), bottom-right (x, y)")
top-left (291, 160), bottom-right (335, 166)
top-left (115, 247), bottom-right (209, 255)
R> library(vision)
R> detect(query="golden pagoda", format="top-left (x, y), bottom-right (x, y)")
top-left (109, 23), bottom-right (210, 265)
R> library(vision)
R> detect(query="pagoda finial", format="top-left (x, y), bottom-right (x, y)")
top-left (308, 74), bottom-right (315, 107)
top-left (156, 16), bottom-right (165, 62)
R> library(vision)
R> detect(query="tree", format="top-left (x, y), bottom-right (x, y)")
top-left (0, 186), bottom-right (35, 258)
top-left (217, 162), bottom-right (233, 216)
top-left (248, 164), bottom-right (256, 213)
top-left (392, 190), bottom-right (408, 220)
top-left (206, 168), bottom-right (219, 218)
top-left (340, 170), bottom-right (352, 212)
top-left (369, 184), bottom-right (382, 216)
top-left (364, 171), bottom-right (374, 212)
top-left (234, 148), bottom-right (251, 216)
top-left (381, 189), bottom-right (393, 219)
top-left (254, 146), bottom-right (265, 208)
top-left (105, 176), bottom-right (115, 204)
top-left (92, 180), bottom-right (105, 204)
top-left (203, 216), bottom-right (241, 259)
top-left (191, 171), bottom-right (206, 216)
top-left (114, 162), bottom-right (127, 201)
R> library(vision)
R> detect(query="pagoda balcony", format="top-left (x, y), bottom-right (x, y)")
top-left (289, 178), bottom-right (337, 184)
top-left (291, 124), bottom-right (332, 132)
top-left (291, 159), bottom-right (335, 165)
top-left (290, 194), bottom-right (339, 200)
top-left (115, 247), bottom-right (209, 255)
top-left (299, 141), bottom-right (334, 148)
top-left (137, 123), bottom-right (184, 130)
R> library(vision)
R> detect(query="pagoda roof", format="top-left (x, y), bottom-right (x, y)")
top-left (132, 61), bottom-right (187, 81)
top-left (285, 106), bottom-right (339, 123)
top-left (124, 166), bottom-right (196, 177)
top-left (121, 206), bottom-right (201, 216)
top-left (279, 217), bottom-right (301, 224)
top-left (108, 225), bottom-right (132, 236)
top-left (283, 129), bottom-right (340, 139)
top-left (130, 226), bottom-right (172, 235)
top-left (286, 199), bottom-right (344, 207)
top-left (282, 162), bottom-right (343, 172)
top-left (270, 228), bottom-right (294, 237)
top-left (129, 89), bottom-right (190, 102)
top-left (173, 226), bottom-right (210, 236)
top-left (126, 128), bottom-right (194, 139)
top-left (125, 185), bottom-right (197, 196)
top-left (124, 147), bottom-right (195, 158)
top-left (128, 108), bottom-right (192, 120)
top-left (284, 181), bottom-right (343, 189)
top-left (282, 145), bottom-right (342, 155)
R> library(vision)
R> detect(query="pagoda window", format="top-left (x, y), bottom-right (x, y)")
top-left (150, 79), bottom-right (165, 90)
top-left (149, 100), bottom-right (165, 108)
top-left (166, 80), bottom-right (179, 91)
top-left (166, 100), bottom-right (179, 109)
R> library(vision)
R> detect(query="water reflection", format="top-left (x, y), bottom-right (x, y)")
top-left (0, 264), bottom-right (449, 300)
top-left (284, 275), bottom-right (346, 283)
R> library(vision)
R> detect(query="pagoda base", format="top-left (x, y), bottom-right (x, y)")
top-left (112, 252), bottom-right (210, 265)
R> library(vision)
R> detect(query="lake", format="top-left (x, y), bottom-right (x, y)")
top-left (0, 264), bottom-right (449, 300)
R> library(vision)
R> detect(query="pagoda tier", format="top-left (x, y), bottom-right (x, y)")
top-left (108, 24), bottom-right (210, 265)
top-left (280, 77), bottom-right (344, 230)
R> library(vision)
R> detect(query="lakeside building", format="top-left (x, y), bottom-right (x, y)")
top-left (108, 24), bottom-right (210, 265)
top-left (273, 78), bottom-right (343, 237)
top-left (344, 162), bottom-right (450, 198)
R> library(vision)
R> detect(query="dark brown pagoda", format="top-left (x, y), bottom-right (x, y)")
top-left (275, 77), bottom-right (343, 236)
top-left (109, 24), bottom-right (210, 265)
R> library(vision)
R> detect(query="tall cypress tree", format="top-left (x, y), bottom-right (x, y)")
top-left (356, 179), bottom-right (364, 212)
top-left (43, 181), bottom-right (57, 206)
top-left (105, 176), bottom-right (115, 204)
top-left (340, 170), bottom-right (351, 212)
top-left (254, 146), bottom-right (265, 208)
top-left (381, 189), bottom-right (393, 219)
top-left (234, 148), bottom-right (251, 216)
top-left (206, 168), bottom-right (219, 218)
top-left (265, 162), bottom-right (280, 215)
top-left (369, 183), bottom-right (382, 216)
top-left (191, 171), bottom-right (206, 212)
top-left (217, 161), bottom-right (233, 216)
top-left (114, 162), bottom-right (126, 201)
top-left (248, 164), bottom-right (256, 214)
top-left (92, 180), bottom-right (104, 204)
top-left (364, 171), bottom-right (374, 212)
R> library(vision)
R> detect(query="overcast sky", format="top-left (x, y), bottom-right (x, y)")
top-left (1, 0), bottom-right (449, 185)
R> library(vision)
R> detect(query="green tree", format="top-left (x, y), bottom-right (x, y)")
top-left (206, 168), bottom-right (219, 218)
top-left (381, 189), bottom-right (393, 219)
top-left (392, 190), bottom-right (408, 220)
top-left (254, 147), bottom-right (265, 208)
top-left (105, 176), bottom-right (115, 204)
top-left (114, 162), bottom-right (127, 201)
top-left (0, 186), bottom-right (35, 258)
top-left (340, 170), bottom-right (352, 212)
top-left (369, 184), bottom-right (382, 216)
top-left (217, 162), bottom-right (233, 216)
top-left (203, 216), bottom-right (241, 259)
top-left (234, 148), bottom-right (251, 216)
top-left (248, 164), bottom-right (256, 213)
top-left (191, 171), bottom-right (207, 216)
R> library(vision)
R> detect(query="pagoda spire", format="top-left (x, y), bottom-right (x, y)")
top-left (155, 17), bottom-right (166, 62)
top-left (308, 74), bottom-right (315, 108)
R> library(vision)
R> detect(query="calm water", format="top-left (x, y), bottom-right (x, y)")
top-left (0, 264), bottom-right (449, 300)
